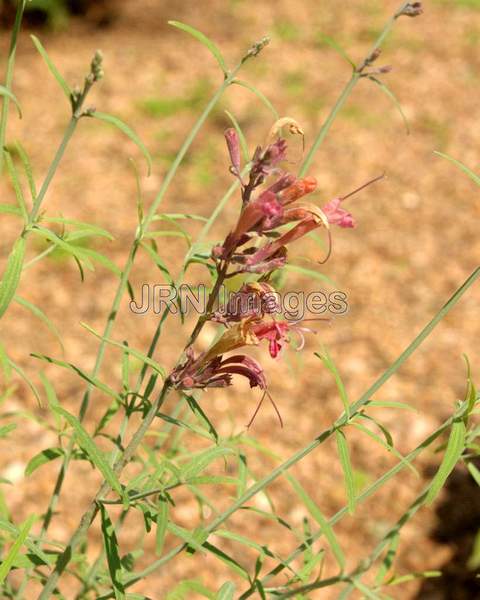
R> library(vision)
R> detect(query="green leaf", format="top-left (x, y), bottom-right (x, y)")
top-left (425, 417), bottom-right (466, 505)
top-left (0, 340), bottom-right (12, 382)
top-left (215, 530), bottom-right (273, 557)
top-left (166, 578), bottom-right (215, 600)
top-left (0, 237), bottom-right (26, 320)
top-left (31, 35), bottom-right (71, 100)
top-left (224, 110), bottom-right (249, 161)
top-left (167, 522), bottom-right (207, 554)
top-left (316, 348), bottom-right (350, 417)
top-left (335, 429), bottom-right (356, 514)
top-left (100, 504), bottom-right (126, 600)
top-left (140, 242), bottom-right (173, 284)
top-left (0, 203), bottom-right (21, 216)
top-left (180, 447), bottom-right (234, 481)
top-left (0, 514), bottom-right (36, 585)
top-left (14, 296), bottom-right (64, 352)
top-left (216, 582), bottom-right (236, 600)
top-left (352, 420), bottom-right (418, 478)
top-left (15, 141), bottom-right (37, 201)
top-left (25, 447), bottom-right (65, 477)
top-left (30, 226), bottom-right (95, 270)
top-left (32, 353), bottom-right (121, 400)
top-left (367, 401), bottom-right (418, 412)
top-left (183, 394), bottom-right (219, 442)
top-left (203, 542), bottom-right (249, 580)
top-left (52, 405), bottom-right (123, 498)
top-left (287, 475), bottom-right (345, 571)
top-left (44, 217), bottom-right (114, 240)
top-left (463, 354), bottom-right (477, 417)
top-left (155, 498), bottom-right (169, 556)
top-left (80, 323), bottom-right (166, 379)
top-left (232, 79), bottom-right (279, 119)
top-left (317, 34), bottom-right (356, 69)
top-left (0, 85), bottom-right (22, 118)
top-left (0, 424), bottom-right (16, 439)
top-left (91, 112), bottom-right (152, 176)
top-left (351, 579), bottom-right (383, 600)
top-left (434, 151), bottom-right (480, 186)
top-left (168, 21), bottom-right (228, 76)
top-left (468, 461), bottom-right (480, 487)
top-left (4, 150), bottom-right (28, 221)
top-left (283, 263), bottom-right (335, 285)
top-left (0, 518), bottom-right (52, 567)
top-left (385, 570), bottom-right (441, 587)
top-left (369, 76), bottom-right (410, 135)
top-left (9, 358), bottom-right (42, 405)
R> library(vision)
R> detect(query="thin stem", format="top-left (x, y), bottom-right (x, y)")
top-left (0, 0), bottom-right (25, 174)
top-left (299, 0), bottom-right (410, 177)
top-left (28, 118), bottom-right (78, 224)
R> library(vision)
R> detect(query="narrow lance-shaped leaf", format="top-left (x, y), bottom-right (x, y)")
top-left (286, 474), bottom-right (345, 571)
top-left (425, 417), bottom-right (466, 505)
top-left (434, 151), bottom-right (480, 187)
top-left (316, 349), bottom-right (350, 417)
top-left (90, 112), bottom-right (152, 176)
top-left (168, 21), bottom-right (228, 76)
top-left (9, 358), bottom-right (42, 406)
top-left (15, 141), bottom-right (37, 201)
top-left (216, 582), bottom-right (236, 600)
top-left (30, 35), bottom-right (71, 100)
top-left (155, 497), bottom-right (169, 556)
top-left (80, 322), bottom-right (166, 379)
top-left (317, 34), bottom-right (356, 70)
top-left (0, 340), bottom-right (12, 382)
top-left (52, 405), bottom-right (123, 497)
top-left (25, 448), bottom-right (65, 477)
top-left (335, 428), bottom-right (356, 514)
top-left (100, 504), bottom-right (126, 600)
top-left (369, 76), bottom-right (410, 135)
top-left (0, 85), bottom-right (22, 118)
top-left (180, 447), bottom-right (234, 481)
top-left (0, 237), bottom-right (26, 320)
top-left (4, 150), bottom-right (28, 221)
top-left (32, 353), bottom-right (121, 400)
top-left (15, 296), bottom-right (64, 352)
top-left (232, 79), bottom-right (279, 119)
top-left (0, 514), bottom-right (36, 585)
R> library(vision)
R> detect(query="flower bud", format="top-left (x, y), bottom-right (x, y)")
top-left (224, 128), bottom-right (241, 174)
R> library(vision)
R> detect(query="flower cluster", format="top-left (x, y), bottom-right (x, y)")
top-left (169, 121), bottom-right (381, 424)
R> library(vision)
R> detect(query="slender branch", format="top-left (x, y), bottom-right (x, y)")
top-left (0, 0), bottom-right (25, 174)
top-left (299, 0), bottom-right (410, 177)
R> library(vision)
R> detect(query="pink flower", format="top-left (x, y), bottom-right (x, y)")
top-left (321, 197), bottom-right (356, 228)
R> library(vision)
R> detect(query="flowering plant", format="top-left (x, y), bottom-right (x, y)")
top-left (2, 3), bottom-right (480, 600)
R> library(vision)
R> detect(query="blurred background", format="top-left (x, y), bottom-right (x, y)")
top-left (1, 0), bottom-right (480, 597)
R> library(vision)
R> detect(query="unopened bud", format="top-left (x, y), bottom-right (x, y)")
top-left (91, 50), bottom-right (104, 82)
top-left (367, 48), bottom-right (381, 64)
top-left (224, 128), bottom-right (241, 173)
top-left (244, 36), bottom-right (270, 61)
top-left (396, 2), bottom-right (423, 18)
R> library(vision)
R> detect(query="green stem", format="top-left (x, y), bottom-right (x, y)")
top-left (28, 118), bottom-right (78, 224)
top-left (0, 0), bottom-right (25, 174)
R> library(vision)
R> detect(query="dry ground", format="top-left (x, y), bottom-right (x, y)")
top-left (1, 0), bottom-right (480, 598)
